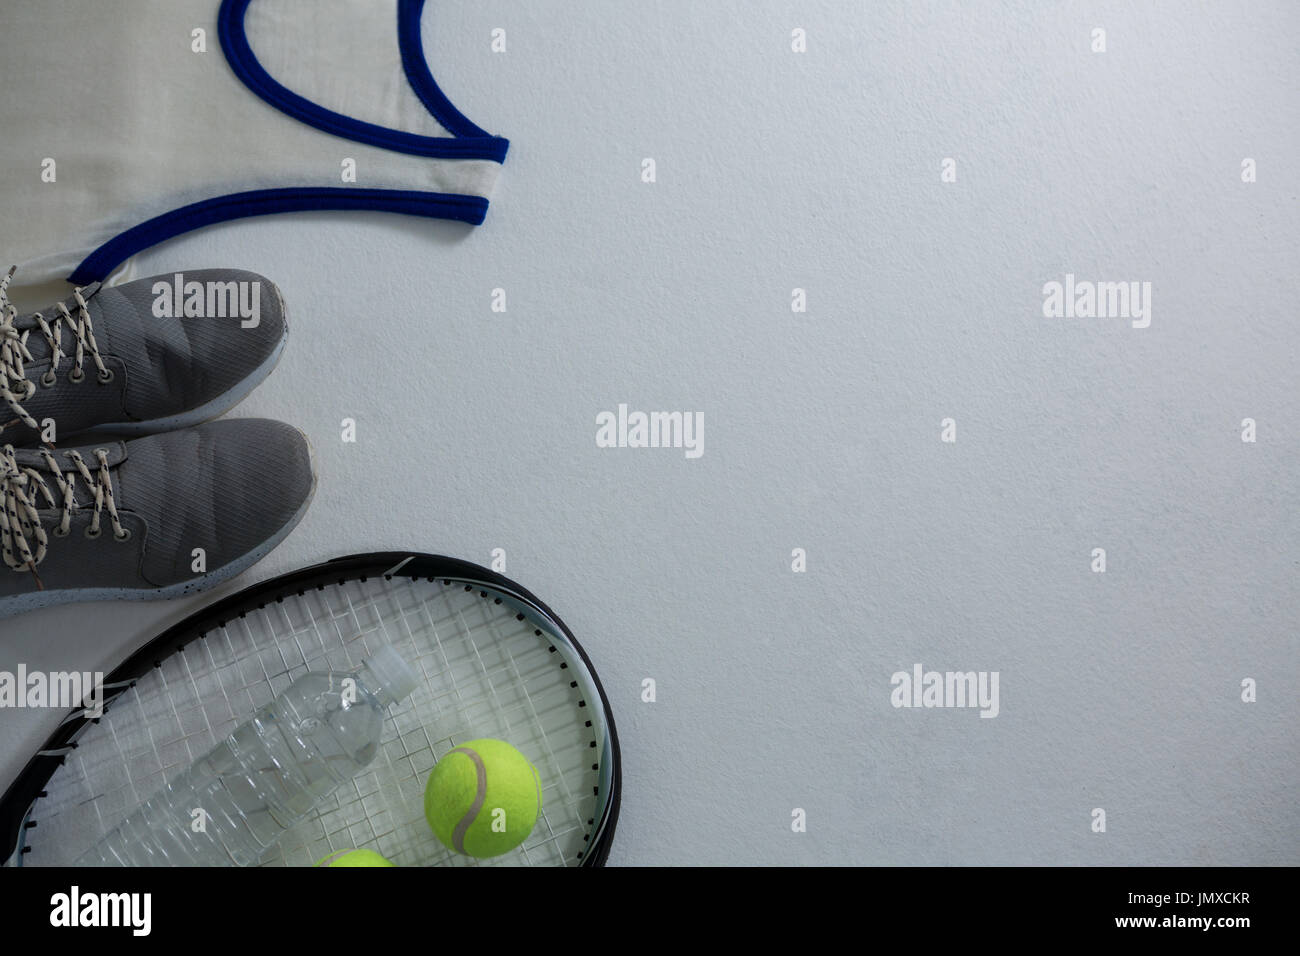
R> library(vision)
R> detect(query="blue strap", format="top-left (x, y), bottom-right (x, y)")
top-left (70, 188), bottom-right (489, 285)
top-left (217, 0), bottom-right (508, 161)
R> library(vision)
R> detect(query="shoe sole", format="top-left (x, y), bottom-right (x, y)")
top-left (0, 430), bottom-right (317, 620)
top-left (68, 283), bottom-right (290, 439)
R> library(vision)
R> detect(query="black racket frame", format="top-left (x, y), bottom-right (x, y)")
top-left (0, 552), bottom-right (621, 866)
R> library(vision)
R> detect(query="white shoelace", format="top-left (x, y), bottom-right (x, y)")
top-left (1, 265), bottom-right (111, 433)
top-left (1, 443), bottom-right (127, 580)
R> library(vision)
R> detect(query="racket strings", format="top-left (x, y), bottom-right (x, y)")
top-left (336, 578), bottom-right (597, 864)
top-left (22, 573), bottom-right (604, 866)
top-left (446, 595), bottom-right (590, 846)
top-left (265, 578), bottom-right (594, 863)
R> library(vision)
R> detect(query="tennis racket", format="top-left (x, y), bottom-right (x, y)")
top-left (0, 552), bottom-right (620, 867)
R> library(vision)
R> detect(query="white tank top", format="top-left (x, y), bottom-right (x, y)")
top-left (1, 0), bottom-right (507, 293)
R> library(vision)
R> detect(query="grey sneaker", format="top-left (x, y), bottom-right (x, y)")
top-left (0, 266), bottom-right (288, 444)
top-left (0, 418), bottom-right (315, 618)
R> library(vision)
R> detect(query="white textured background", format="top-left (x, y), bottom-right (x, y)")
top-left (2, 0), bottom-right (1297, 865)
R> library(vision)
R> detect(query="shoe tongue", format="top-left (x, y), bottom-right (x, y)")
top-left (10, 283), bottom-right (104, 363)
top-left (13, 282), bottom-right (101, 325)
top-left (8, 441), bottom-right (128, 507)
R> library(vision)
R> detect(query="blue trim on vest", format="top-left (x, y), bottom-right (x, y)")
top-left (69, 188), bottom-right (488, 285)
top-left (218, 0), bottom-right (508, 161)
top-left (397, 0), bottom-right (492, 139)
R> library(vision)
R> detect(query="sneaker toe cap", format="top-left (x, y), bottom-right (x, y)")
top-left (122, 418), bottom-right (315, 586)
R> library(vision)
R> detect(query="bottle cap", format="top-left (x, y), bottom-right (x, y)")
top-left (361, 644), bottom-right (418, 707)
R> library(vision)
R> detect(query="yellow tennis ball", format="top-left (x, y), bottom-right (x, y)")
top-left (314, 848), bottom-right (395, 867)
top-left (424, 738), bottom-right (542, 858)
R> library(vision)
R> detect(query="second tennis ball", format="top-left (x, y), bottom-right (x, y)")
top-left (424, 738), bottom-right (542, 858)
top-left (315, 848), bottom-right (394, 867)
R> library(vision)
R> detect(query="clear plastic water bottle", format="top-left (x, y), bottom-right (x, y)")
top-left (77, 645), bottom-right (417, 866)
